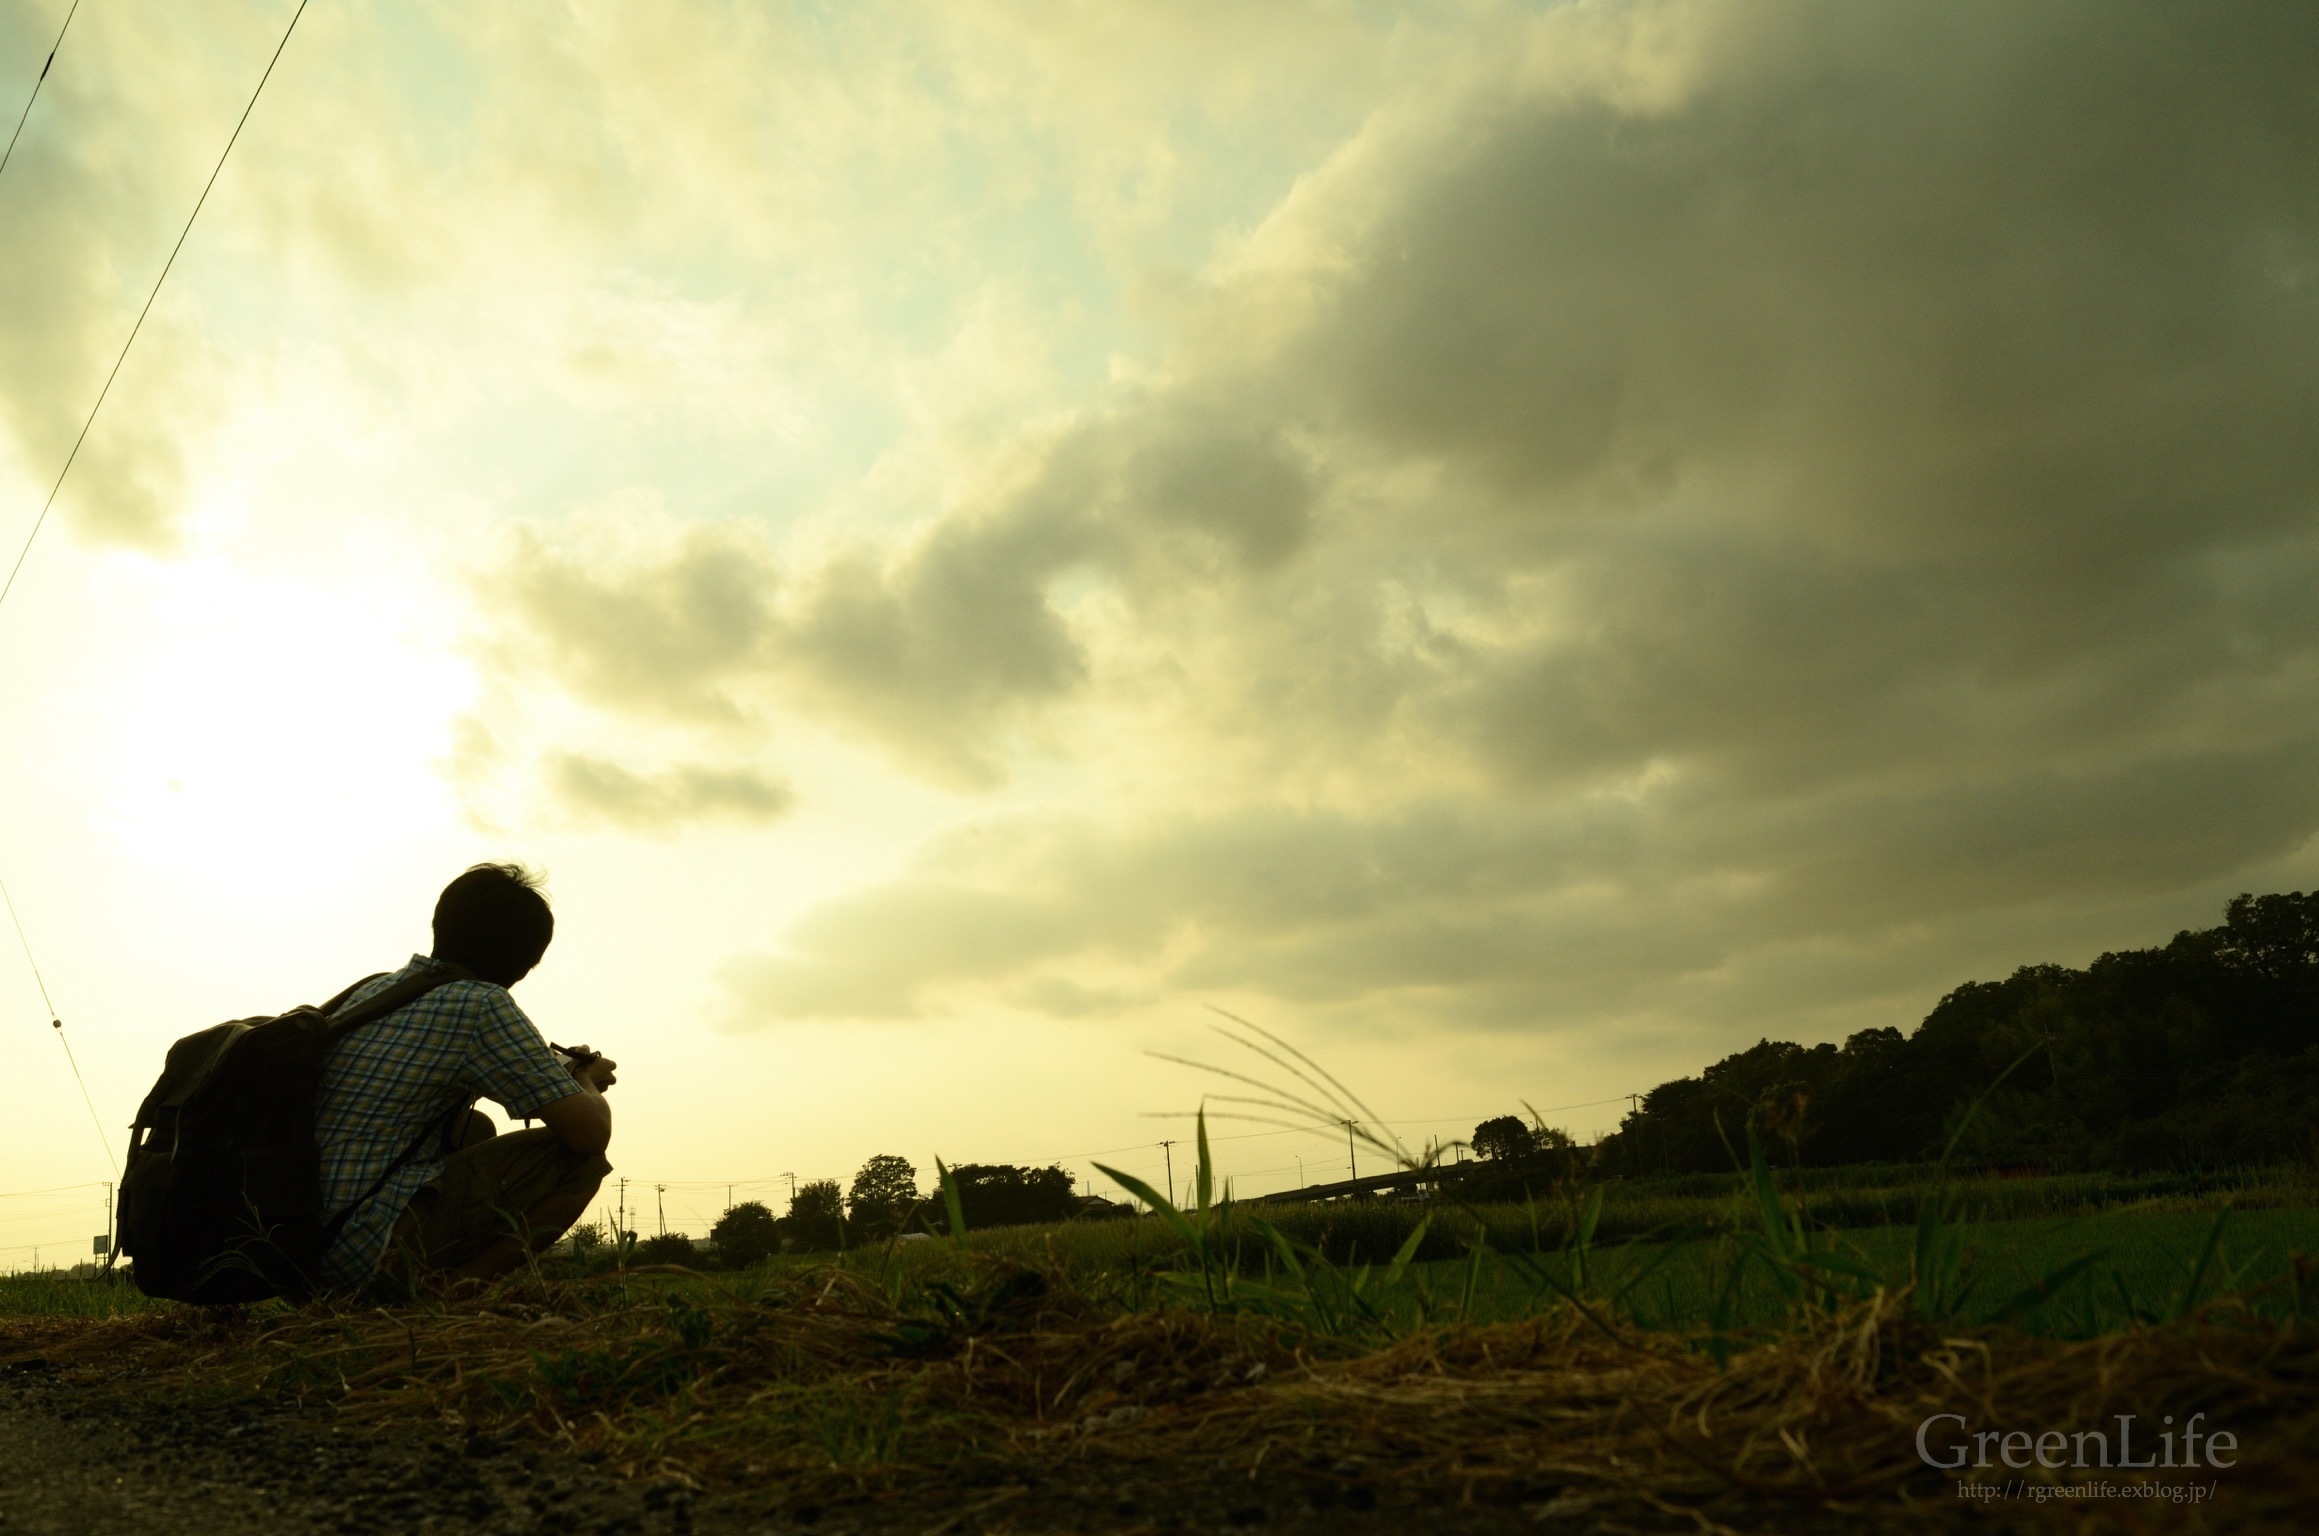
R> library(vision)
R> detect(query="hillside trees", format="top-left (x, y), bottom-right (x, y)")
top-left (1593, 891), bottom-right (2319, 1174)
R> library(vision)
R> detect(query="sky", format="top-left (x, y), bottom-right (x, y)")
top-left (1, 0), bottom-right (2316, 1264)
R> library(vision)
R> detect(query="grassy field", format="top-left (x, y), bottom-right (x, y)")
top-left (7, 1159), bottom-right (2316, 1335)
top-left (7, 1155), bottom-right (2319, 1530)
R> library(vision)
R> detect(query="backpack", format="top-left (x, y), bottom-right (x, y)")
top-left (116, 960), bottom-right (474, 1303)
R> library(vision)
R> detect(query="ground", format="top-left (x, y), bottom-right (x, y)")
top-left (0, 1359), bottom-right (1570, 1536)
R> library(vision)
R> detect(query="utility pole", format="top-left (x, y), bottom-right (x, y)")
top-left (726, 1183), bottom-right (734, 1212)
top-left (782, 1171), bottom-right (796, 1211)
top-left (656, 1184), bottom-right (667, 1238)
top-left (1157, 1140), bottom-right (1177, 1207)
top-left (1297, 1155), bottom-right (1304, 1189)
top-left (1344, 1120), bottom-right (1358, 1182)
top-left (617, 1177), bottom-right (627, 1238)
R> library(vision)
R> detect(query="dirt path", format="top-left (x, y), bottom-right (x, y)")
top-left (0, 1362), bottom-right (676, 1536)
top-left (0, 1359), bottom-right (1577, 1536)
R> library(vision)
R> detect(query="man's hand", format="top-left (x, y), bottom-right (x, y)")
top-left (563, 1044), bottom-right (618, 1091)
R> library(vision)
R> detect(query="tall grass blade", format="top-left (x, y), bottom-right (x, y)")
top-left (935, 1157), bottom-right (968, 1245)
top-left (2172, 1208), bottom-right (2231, 1322)
top-left (1195, 1106), bottom-right (1213, 1217)
top-left (1204, 1006), bottom-right (1390, 1140)
top-left (1094, 1163), bottom-right (1202, 1253)
top-left (1988, 1253), bottom-right (2105, 1327)
top-left (1935, 1041), bottom-right (2046, 1170)
top-left (1383, 1216), bottom-right (1431, 1290)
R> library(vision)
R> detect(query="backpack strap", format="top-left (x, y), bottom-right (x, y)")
top-left (322, 959), bottom-right (479, 1042)
top-left (316, 972), bottom-right (387, 1017)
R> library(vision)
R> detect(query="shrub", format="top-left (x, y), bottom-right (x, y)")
top-left (634, 1233), bottom-right (701, 1268)
top-left (711, 1201), bottom-right (781, 1269)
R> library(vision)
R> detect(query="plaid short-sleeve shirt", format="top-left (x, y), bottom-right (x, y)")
top-left (315, 955), bottom-right (578, 1288)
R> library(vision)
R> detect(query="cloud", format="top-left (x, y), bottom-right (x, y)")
top-left (725, 729), bottom-right (2319, 1031)
top-left (477, 0), bottom-right (2319, 1040)
top-left (483, 399), bottom-right (1325, 782)
top-left (547, 751), bottom-right (795, 836)
top-left (0, 4), bottom-right (255, 550)
top-left (496, 514), bottom-right (785, 724)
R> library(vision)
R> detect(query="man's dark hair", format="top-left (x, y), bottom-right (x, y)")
top-left (432, 863), bottom-right (553, 985)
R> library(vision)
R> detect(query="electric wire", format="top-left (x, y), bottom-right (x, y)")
top-left (0, 0), bottom-right (79, 182)
top-left (0, 1180), bottom-right (106, 1201)
top-left (0, 870), bottom-right (112, 1174)
top-left (0, 0), bottom-right (309, 615)
top-left (0, 0), bottom-right (309, 1185)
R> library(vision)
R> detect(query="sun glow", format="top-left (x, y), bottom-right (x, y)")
top-left (87, 556), bottom-right (472, 895)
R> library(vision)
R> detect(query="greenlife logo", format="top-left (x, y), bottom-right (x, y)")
top-left (1916, 1413), bottom-right (2237, 1471)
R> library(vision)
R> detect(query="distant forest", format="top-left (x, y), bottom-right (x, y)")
top-left (1575, 892), bottom-right (2319, 1176)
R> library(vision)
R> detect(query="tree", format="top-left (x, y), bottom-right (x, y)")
top-left (634, 1232), bottom-right (698, 1267)
top-left (848, 1154), bottom-right (920, 1237)
top-left (934, 1164), bottom-right (1076, 1232)
top-left (711, 1200), bottom-right (781, 1269)
top-left (782, 1179), bottom-right (846, 1253)
top-left (1471, 1115), bottom-right (1537, 1162)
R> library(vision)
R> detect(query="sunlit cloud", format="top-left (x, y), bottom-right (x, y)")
top-left (3, 0), bottom-right (2317, 1255)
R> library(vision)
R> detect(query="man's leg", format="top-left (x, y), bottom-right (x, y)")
top-left (443, 1179), bottom-right (597, 1282)
top-left (387, 1129), bottom-right (610, 1285)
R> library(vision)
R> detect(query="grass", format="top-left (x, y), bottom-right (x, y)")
top-left (0, 1267), bottom-right (160, 1319)
top-left (10, 1230), bottom-right (2319, 1528)
top-left (7, 1024), bottom-right (2319, 1528)
top-left (934, 1161), bottom-right (2317, 1275)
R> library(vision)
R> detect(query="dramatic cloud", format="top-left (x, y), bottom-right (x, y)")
top-left (690, 0), bottom-right (2319, 1033)
top-left (9, 0), bottom-right (2319, 1254)
top-left (23, 0), bottom-right (2308, 1054)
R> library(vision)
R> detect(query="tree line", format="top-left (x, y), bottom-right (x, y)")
top-left (690, 1155), bottom-right (1121, 1265)
top-left (1466, 892), bottom-right (2319, 1179)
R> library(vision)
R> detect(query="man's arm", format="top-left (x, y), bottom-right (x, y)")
top-left (536, 1054), bottom-right (616, 1156)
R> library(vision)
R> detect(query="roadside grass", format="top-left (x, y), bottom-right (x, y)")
top-left (8, 1168), bottom-right (2319, 1337)
top-left (7, 1025), bottom-right (2319, 1526)
top-left (0, 1268), bottom-right (158, 1318)
top-left (8, 1123), bottom-right (2319, 1527)
top-left (10, 1235), bottom-right (2319, 1527)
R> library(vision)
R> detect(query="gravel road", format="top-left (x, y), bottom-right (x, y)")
top-left (0, 1361), bottom-right (678, 1536)
top-left (0, 1358), bottom-right (1607, 1535)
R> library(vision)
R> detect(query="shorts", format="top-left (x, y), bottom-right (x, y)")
top-left (386, 1127), bottom-right (611, 1271)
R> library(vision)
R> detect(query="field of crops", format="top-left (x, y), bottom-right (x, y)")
top-left (8, 1158), bottom-right (2317, 1335)
top-left (7, 1152), bottom-right (2319, 1530)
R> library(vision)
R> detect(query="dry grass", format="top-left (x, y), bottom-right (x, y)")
top-left (7, 1261), bottom-right (2319, 1530)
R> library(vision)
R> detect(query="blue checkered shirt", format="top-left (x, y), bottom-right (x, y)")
top-left (315, 955), bottom-right (577, 1288)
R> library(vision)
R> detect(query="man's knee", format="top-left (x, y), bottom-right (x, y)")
top-left (499, 1127), bottom-right (611, 1201)
top-left (452, 1108), bottom-right (498, 1150)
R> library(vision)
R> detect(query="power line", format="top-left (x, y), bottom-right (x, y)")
top-left (0, 0), bottom-right (310, 616)
top-left (0, 0), bottom-right (310, 1185)
top-left (0, 870), bottom-right (111, 1174)
top-left (0, 1180), bottom-right (107, 1200)
top-left (0, 0), bottom-right (79, 182)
